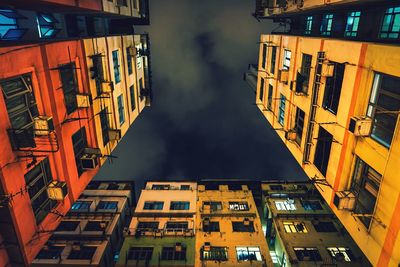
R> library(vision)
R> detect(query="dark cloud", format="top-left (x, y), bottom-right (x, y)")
top-left (95, 0), bottom-right (308, 183)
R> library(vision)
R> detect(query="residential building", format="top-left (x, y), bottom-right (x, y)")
top-left (117, 181), bottom-right (197, 267)
top-left (196, 180), bottom-right (273, 267)
top-left (31, 180), bottom-right (135, 266)
top-left (262, 181), bottom-right (368, 266)
top-left (246, 27), bottom-right (400, 266)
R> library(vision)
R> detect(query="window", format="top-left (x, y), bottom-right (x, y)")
top-left (68, 246), bottom-right (96, 260)
top-left (275, 200), bottom-right (296, 211)
top-left (56, 221), bottom-right (80, 231)
top-left (259, 78), bottom-right (264, 102)
top-left (24, 158), bottom-right (54, 224)
top-left (305, 16), bottom-right (313, 34)
top-left (180, 185), bottom-right (190, 190)
top-left (351, 157), bottom-right (382, 227)
top-left (282, 49), bottom-right (291, 70)
top-left (99, 108), bottom-right (109, 146)
top-left (312, 221), bottom-right (337, 232)
top-left (229, 202), bottom-right (249, 211)
top-left (314, 127), bottom-right (333, 176)
top-left (90, 55), bottom-right (104, 95)
top-left (36, 246), bottom-right (64, 260)
top-left (267, 84), bottom-right (273, 110)
top-left (270, 46), bottom-right (277, 74)
top-left (232, 221), bottom-right (255, 232)
top-left (278, 94), bottom-right (286, 125)
top-left (161, 246), bottom-right (186, 261)
top-left (203, 201), bottom-right (222, 211)
top-left (236, 247), bottom-right (262, 261)
top-left (97, 201), bottom-right (118, 210)
top-left (345, 11), bottom-right (361, 37)
top-left (84, 221), bottom-right (108, 231)
top-left (165, 222), bottom-right (188, 230)
top-left (112, 50), bottom-right (121, 84)
top-left (151, 184), bottom-right (170, 190)
top-left (170, 201), bottom-right (190, 210)
top-left (143, 201), bottom-right (164, 210)
top-left (129, 85), bottom-right (136, 111)
top-left (261, 43), bottom-right (267, 69)
top-left (137, 221), bottom-right (159, 231)
top-left (126, 47), bottom-right (133, 75)
top-left (283, 222), bottom-right (308, 233)
top-left (128, 247), bottom-right (153, 260)
top-left (367, 73), bottom-right (400, 147)
top-left (117, 94), bottom-right (125, 125)
top-left (322, 62), bottom-right (345, 114)
top-left (294, 108), bottom-right (305, 145)
top-left (37, 13), bottom-right (59, 38)
top-left (296, 54), bottom-right (312, 94)
top-left (380, 7), bottom-right (400, 39)
top-left (294, 247), bottom-right (322, 261)
top-left (320, 14), bottom-right (333, 35)
top-left (0, 74), bottom-right (38, 130)
top-left (203, 221), bottom-right (220, 232)
top-left (0, 9), bottom-right (26, 40)
top-left (71, 201), bottom-right (91, 211)
top-left (59, 63), bottom-right (78, 114)
top-left (269, 185), bottom-right (283, 190)
top-left (71, 127), bottom-right (88, 176)
top-left (228, 184), bottom-right (242, 191)
top-left (201, 247), bottom-right (228, 261)
top-left (327, 247), bottom-right (353, 262)
top-left (301, 200), bottom-right (322, 210)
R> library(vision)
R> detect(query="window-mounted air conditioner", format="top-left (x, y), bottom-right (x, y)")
top-left (175, 242), bottom-right (182, 252)
top-left (204, 242), bottom-right (211, 251)
top-left (34, 116), bottom-right (54, 136)
top-left (101, 82), bottom-right (114, 93)
top-left (47, 181), bottom-right (68, 201)
top-left (76, 94), bottom-right (92, 108)
top-left (128, 46), bottom-right (136, 56)
top-left (348, 116), bottom-right (372, 137)
top-left (203, 204), bottom-right (211, 214)
top-left (278, 69), bottom-right (289, 83)
top-left (80, 148), bottom-right (101, 170)
top-left (322, 63), bottom-right (335, 77)
top-left (243, 218), bottom-right (250, 226)
top-left (203, 218), bottom-right (210, 226)
top-left (285, 130), bottom-right (297, 141)
top-left (333, 191), bottom-right (356, 210)
top-left (108, 129), bottom-right (121, 141)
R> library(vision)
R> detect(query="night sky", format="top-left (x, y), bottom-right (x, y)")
top-left (95, 0), bottom-right (308, 184)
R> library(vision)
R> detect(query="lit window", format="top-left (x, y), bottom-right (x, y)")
top-left (201, 246), bottom-right (228, 261)
top-left (143, 201), bottom-right (164, 210)
top-left (278, 94), bottom-right (286, 125)
top-left (367, 73), bottom-right (400, 147)
top-left (117, 94), bottom-right (125, 125)
top-left (71, 201), bottom-right (91, 211)
top-left (97, 201), bottom-right (118, 210)
top-left (236, 247), bottom-right (262, 261)
top-left (380, 7), bottom-right (400, 39)
top-left (294, 247), bottom-right (322, 261)
top-left (112, 50), bottom-right (121, 84)
top-left (275, 200), bottom-right (296, 211)
top-left (327, 247), bottom-right (353, 262)
top-left (305, 16), bottom-right (313, 34)
top-left (37, 13), bottom-right (59, 38)
top-left (136, 44), bottom-right (142, 69)
top-left (282, 49), bottom-right (291, 70)
top-left (345, 11), bottom-right (361, 37)
top-left (320, 14), bottom-right (333, 36)
top-left (229, 202), bottom-right (249, 211)
top-left (170, 201), bottom-right (190, 210)
top-left (283, 222), bottom-right (308, 233)
top-left (0, 9), bottom-right (26, 40)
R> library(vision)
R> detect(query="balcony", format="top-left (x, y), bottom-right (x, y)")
top-left (131, 228), bottom-right (195, 237)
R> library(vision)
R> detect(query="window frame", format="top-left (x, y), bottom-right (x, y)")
top-left (170, 201), bottom-right (190, 210)
top-left (345, 11), bottom-right (361, 37)
top-left (71, 127), bottom-right (88, 176)
top-left (278, 94), bottom-right (286, 126)
top-left (305, 16), bottom-right (313, 35)
top-left (236, 246), bottom-right (262, 261)
top-left (117, 94), bottom-right (125, 126)
top-left (379, 6), bottom-right (400, 39)
top-left (282, 49), bottom-right (291, 70)
top-left (59, 62), bottom-right (79, 114)
top-left (143, 201), bottom-right (164, 210)
top-left (320, 14), bottom-right (334, 36)
top-left (294, 107), bottom-right (305, 146)
top-left (112, 50), bottom-right (121, 84)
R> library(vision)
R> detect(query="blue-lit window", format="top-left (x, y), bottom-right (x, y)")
top-left (170, 201), bottom-right (190, 210)
top-left (97, 201), bottom-right (118, 210)
top-left (112, 50), bottom-right (121, 83)
top-left (0, 9), bottom-right (26, 40)
top-left (144, 201), bottom-right (164, 210)
top-left (117, 94), bottom-right (125, 125)
top-left (345, 11), bottom-right (361, 37)
top-left (320, 14), bottom-right (333, 36)
top-left (71, 201), bottom-right (92, 211)
top-left (278, 94), bottom-right (286, 125)
top-left (380, 7), bottom-right (400, 39)
top-left (37, 13), bottom-right (59, 38)
top-left (305, 16), bottom-right (313, 35)
top-left (126, 47), bottom-right (133, 75)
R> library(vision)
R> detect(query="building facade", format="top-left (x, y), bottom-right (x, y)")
top-left (117, 181), bottom-right (197, 267)
top-left (262, 181), bottom-right (368, 266)
top-left (31, 180), bottom-right (135, 266)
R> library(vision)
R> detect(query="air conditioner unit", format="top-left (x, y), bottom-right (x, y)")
top-left (72, 244), bottom-right (81, 251)
top-left (175, 242), bottom-right (182, 252)
top-left (278, 69), bottom-right (289, 83)
top-left (108, 129), bottom-right (121, 141)
top-left (47, 181), bottom-right (68, 201)
top-left (76, 94), bottom-right (92, 108)
top-left (116, 0), bottom-right (127, 6)
top-left (243, 218), bottom-right (250, 226)
top-left (203, 204), bottom-right (211, 214)
top-left (34, 116), bottom-right (54, 136)
top-left (101, 82), bottom-right (114, 93)
top-left (322, 63), bottom-right (335, 77)
top-left (333, 191), bottom-right (356, 210)
top-left (80, 153), bottom-right (98, 170)
top-left (348, 116), bottom-right (372, 137)
top-left (285, 130), bottom-right (297, 141)
top-left (203, 218), bottom-right (210, 226)
top-left (204, 242), bottom-right (211, 251)
top-left (295, 223), bottom-right (305, 232)
top-left (128, 46), bottom-right (136, 56)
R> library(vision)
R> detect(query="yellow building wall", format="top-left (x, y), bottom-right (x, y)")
top-left (102, 0), bottom-right (141, 17)
top-left (256, 34), bottom-right (400, 266)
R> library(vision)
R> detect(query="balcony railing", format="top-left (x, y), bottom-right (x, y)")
top-left (131, 228), bottom-right (194, 237)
